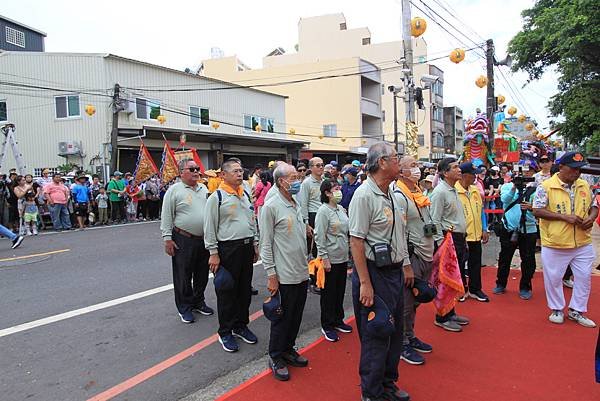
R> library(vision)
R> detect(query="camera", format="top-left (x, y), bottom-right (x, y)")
top-left (511, 165), bottom-right (535, 189)
top-left (423, 223), bottom-right (437, 237)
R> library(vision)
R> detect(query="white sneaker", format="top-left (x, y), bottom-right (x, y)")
top-left (567, 309), bottom-right (596, 328)
top-left (26, 228), bottom-right (32, 236)
top-left (32, 226), bottom-right (38, 235)
top-left (562, 279), bottom-right (574, 288)
top-left (549, 310), bottom-right (564, 324)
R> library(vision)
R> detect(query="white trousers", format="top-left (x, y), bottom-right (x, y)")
top-left (541, 244), bottom-right (595, 312)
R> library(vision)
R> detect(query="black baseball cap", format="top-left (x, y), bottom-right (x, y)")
top-left (559, 152), bottom-right (587, 168)
top-left (459, 161), bottom-right (478, 175)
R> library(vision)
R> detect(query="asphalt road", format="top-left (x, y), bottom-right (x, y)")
top-left (0, 222), bottom-right (503, 401)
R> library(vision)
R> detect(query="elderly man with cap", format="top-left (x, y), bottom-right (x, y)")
top-left (429, 157), bottom-right (470, 332)
top-left (340, 166), bottom-right (360, 210)
top-left (260, 163), bottom-right (309, 381)
top-left (107, 171), bottom-right (126, 224)
top-left (533, 151), bottom-right (598, 328)
top-left (161, 158), bottom-right (214, 324)
top-left (392, 155), bottom-right (435, 366)
top-left (455, 162), bottom-right (489, 302)
top-left (204, 158), bottom-right (259, 353)
top-left (71, 174), bottom-right (91, 229)
top-left (299, 157), bottom-right (325, 293)
top-left (349, 142), bottom-right (410, 401)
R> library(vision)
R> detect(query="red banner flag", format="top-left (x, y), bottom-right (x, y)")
top-left (429, 231), bottom-right (465, 316)
top-left (134, 142), bottom-right (159, 183)
top-left (160, 142), bottom-right (179, 184)
top-left (173, 148), bottom-right (206, 174)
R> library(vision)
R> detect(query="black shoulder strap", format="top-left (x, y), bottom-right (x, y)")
top-left (217, 189), bottom-right (222, 222)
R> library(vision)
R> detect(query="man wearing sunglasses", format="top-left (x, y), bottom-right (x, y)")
top-left (161, 159), bottom-right (214, 324)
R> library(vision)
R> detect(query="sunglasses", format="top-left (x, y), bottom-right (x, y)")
top-left (185, 167), bottom-right (200, 173)
top-left (297, 168), bottom-right (306, 172)
top-left (540, 159), bottom-right (550, 163)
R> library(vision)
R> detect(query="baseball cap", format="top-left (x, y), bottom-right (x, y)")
top-left (263, 291), bottom-right (283, 322)
top-left (558, 151), bottom-right (587, 168)
top-left (351, 160), bottom-right (361, 167)
top-left (213, 267), bottom-right (234, 292)
top-left (342, 167), bottom-right (359, 176)
top-left (113, 171), bottom-right (123, 176)
top-left (366, 295), bottom-right (395, 338)
top-left (459, 161), bottom-right (478, 175)
top-left (424, 174), bottom-right (435, 183)
top-left (490, 166), bottom-right (500, 172)
top-left (411, 278), bottom-right (437, 303)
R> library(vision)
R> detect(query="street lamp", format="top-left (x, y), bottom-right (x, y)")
top-left (388, 85), bottom-right (403, 154)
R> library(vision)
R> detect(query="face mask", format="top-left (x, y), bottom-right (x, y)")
top-left (404, 167), bottom-right (421, 182)
top-left (287, 180), bottom-right (301, 195)
top-left (332, 190), bottom-right (343, 203)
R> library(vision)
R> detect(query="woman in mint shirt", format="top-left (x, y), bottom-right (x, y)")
top-left (314, 180), bottom-right (353, 343)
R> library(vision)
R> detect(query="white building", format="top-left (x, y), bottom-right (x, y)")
top-left (0, 52), bottom-right (305, 177)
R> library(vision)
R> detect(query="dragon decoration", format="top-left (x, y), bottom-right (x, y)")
top-left (458, 112), bottom-right (495, 167)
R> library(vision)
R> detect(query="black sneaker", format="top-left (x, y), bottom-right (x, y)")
top-left (334, 322), bottom-right (353, 333)
top-left (192, 303), bottom-right (214, 316)
top-left (269, 358), bottom-right (289, 381)
top-left (218, 334), bottom-right (239, 353)
top-left (11, 235), bottom-right (24, 249)
top-left (282, 349), bottom-right (309, 367)
top-left (400, 345), bottom-right (425, 365)
top-left (178, 310), bottom-right (195, 324)
top-left (309, 284), bottom-right (321, 295)
top-left (232, 327), bottom-right (258, 344)
top-left (408, 336), bottom-right (432, 353)
top-left (469, 290), bottom-right (490, 302)
top-left (383, 383), bottom-right (411, 401)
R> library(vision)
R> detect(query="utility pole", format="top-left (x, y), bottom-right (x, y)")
top-left (401, 0), bottom-right (415, 125)
top-left (485, 39), bottom-right (495, 136)
top-left (110, 83), bottom-right (120, 173)
top-left (393, 93), bottom-right (398, 151)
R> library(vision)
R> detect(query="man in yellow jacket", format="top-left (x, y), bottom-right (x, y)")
top-left (455, 162), bottom-right (490, 302)
top-left (533, 152), bottom-right (598, 328)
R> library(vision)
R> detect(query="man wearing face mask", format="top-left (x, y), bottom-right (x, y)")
top-left (392, 155), bottom-right (435, 365)
top-left (260, 163), bottom-right (310, 381)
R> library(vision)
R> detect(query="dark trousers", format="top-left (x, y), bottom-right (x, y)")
top-left (320, 262), bottom-right (348, 330)
top-left (496, 228), bottom-right (537, 291)
top-left (269, 280), bottom-right (308, 360)
top-left (436, 232), bottom-right (467, 323)
top-left (137, 199), bottom-right (147, 219)
top-left (352, 261), bottom-right (404, 399)
top-left (216, 239), bottom-right (254, 337)
top-left (171, 230), bottom-right (210, 314)
top-left (147, 200), bottom-right (160, 220)
top-left (466, 240), bottom-right (482, 293)
top-left (110, 200), bottom-right (123, 222)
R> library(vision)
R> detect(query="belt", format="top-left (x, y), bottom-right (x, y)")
top-left (173, 226), bottom-right (203, 239)
top-left (219, 237), bottom-right (254, 246)
top-left (366, 259), bottom-right (403, 270)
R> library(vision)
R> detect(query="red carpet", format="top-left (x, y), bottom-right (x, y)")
top-left (218, 268), bottom-right (600, 401)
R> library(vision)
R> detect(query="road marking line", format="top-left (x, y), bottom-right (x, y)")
top-left (0, 284), bottom-right (173, 338)
top-left (0, 248), bottom-right (70, 262)
top-left (87, 310), bottom-right (265, 401)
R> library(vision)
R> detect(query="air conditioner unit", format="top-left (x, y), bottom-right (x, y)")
top-left (58, 141), bottom-right (83, 156)
top-left (118, 98), bottom-right (137, 114)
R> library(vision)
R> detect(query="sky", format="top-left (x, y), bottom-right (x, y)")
top-left (4, 0), bottom-right (557, 130)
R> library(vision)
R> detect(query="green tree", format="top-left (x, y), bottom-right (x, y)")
top-left (508, 0), bottom-right (600, 153)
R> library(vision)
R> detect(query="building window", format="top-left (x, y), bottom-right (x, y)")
top-left (340, 23), bottom-right (347, 30)
top-left (432, 132), bottom-right (444, 148)
top-left (0, 101), bottom-right (7, 122)
top-left (323, 124), bottom-right (337, 138)
top-left (55, 95), bottom-right (80, 119)
top-left (433, 107), bottom-right (443, 122)
top-left (418, 135), bottom-right (424, 146)
top-left (382, 110), bottom-right (386, 122)
top-left (432, 81), bottom-right (443, 96)
top-left (190, 106), bottom-right (209, 125)
top-left (362, 37), bottom-right (371, 45)
top-left (5, 27), bottom-right (25, 48)
top-left (136, 98), bottom-right (161, 120)
top-left (244, 115), bottom-right (274, 133)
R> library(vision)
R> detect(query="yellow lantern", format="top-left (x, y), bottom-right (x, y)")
top-left (318, 135), bottom-right (324, 140)
top-left (517, 114), bottom-right (526, 123)
top-left (525, 123), bottom-right (534, 131)
top-left (341, 138), bottom-right (347, 143)
top-left (289, 128), bottom-right (296, 135)
top-left (84, 104), bottom-right (96, 116)
top-left (507, 106), bottom-right (517, 116)
top-left (157, 115), bottom-right (166, 124)
top-left (449, 49), bottom-right (465, 64)
top-left (211, 122), bottom-right (220, 130)
top-left (475, 75), bottom-right (488, 88)
top-left (254, 124), bottom-right (262, 133)
top-left (411, 17), bottom-right (427, 37)
top-left (497, 95), bottom-right (505, 105)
